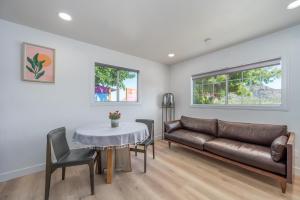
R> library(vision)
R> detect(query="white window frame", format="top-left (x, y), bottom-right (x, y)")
top-left (91, 62), bottom-right (141, 105)
top-left (191, 58), bottom-right (288, 111)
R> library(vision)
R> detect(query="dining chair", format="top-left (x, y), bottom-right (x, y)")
top-left (45, 127), bottom-right (97, 200)
top-left (130, 119), bottom-right (155, 173)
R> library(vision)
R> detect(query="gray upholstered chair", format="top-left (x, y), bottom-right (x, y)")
top-left (130, 119), bottom-right (155, 173)
top-left (45, 127), bottom-right (97, 200)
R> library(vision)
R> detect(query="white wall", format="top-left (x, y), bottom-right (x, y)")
top-left (0, 19), bottom-right (170, 181)
top-left (170, 24), bottom-right (300, 175)
top-left (1, 18), bottom-right (299, 182)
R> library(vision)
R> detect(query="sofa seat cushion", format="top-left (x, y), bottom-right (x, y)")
top-left (165, 129), bottom-right (215, 150)
top-left (204, 138), bottom-right (286, 175)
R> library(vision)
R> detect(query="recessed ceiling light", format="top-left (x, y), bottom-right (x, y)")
top-left (287, 0), bottom-right (300, 9)
top-left (58, 12), bottom-right (72, 21)
top-left (168, 53), bottom-right (175, 58)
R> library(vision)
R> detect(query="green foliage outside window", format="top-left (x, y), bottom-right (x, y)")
top-left (193, 65), bottom-right (282, 105)
top-left (95, 65), bottom-right (136, 90)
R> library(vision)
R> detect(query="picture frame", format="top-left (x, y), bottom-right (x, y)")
top-left (22, 42), bottom-right (55, 83)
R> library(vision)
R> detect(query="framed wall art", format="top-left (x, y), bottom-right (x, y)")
top-left (22, 43), bottom-right (55, 83)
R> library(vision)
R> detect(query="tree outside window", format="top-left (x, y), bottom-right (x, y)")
top-left (95, 64), bottom-right (138, 102)
top-left (193, 62), bottom-right (282, 106)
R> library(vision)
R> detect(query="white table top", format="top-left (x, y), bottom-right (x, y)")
top-left (73, 122), bottom-right (149, 148)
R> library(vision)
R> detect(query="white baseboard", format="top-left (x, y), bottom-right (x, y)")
top-left (0, 163), bottom-right (45, 182)
top-left (295, 166), bottom-right (300, 176)
top-left (0, 133), bottom-right (162, 183)
top-left (154, 135), bottom-right (163, 140)
top-left (154, 130), bottom-right (163, 140)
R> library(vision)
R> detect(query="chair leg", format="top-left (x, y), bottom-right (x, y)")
top-left (152, 143), bottom-right (155, 159)
top-left (144, 145), bottom-right (147, 173)
top-left (62, 167), bottom-right (66, 180)
top-left (168, 141), bottom-right (171, 149)
top-left (135, 145), bottom-right (137, 156)
top-left (97, 151), bottom-right (102, 174)
top-left (88, 161), bottom-right (95, 195)
top-left (45, 167), bottom-right (52, 200)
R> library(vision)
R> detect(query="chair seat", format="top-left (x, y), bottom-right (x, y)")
top-left (139, 137), bottom-right (153, 146)
top-left (54, 148), bottom-right (96, 167)
top-left (204, 138), bottom-right (286, 175)
top-left (165, 129), bottom-right (215, 150)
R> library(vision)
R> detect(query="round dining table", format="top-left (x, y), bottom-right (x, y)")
top-left (73, 122), bottom-right (149, 184)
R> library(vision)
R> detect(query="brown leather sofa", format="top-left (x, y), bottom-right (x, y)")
top-left (164, 116), bottom-right (295, 193)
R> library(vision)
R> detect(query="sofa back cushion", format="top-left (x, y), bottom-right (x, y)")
top-left (180, 116), bottom-right (218, 136)
top-left (218, 120), bottom-right (288, 146)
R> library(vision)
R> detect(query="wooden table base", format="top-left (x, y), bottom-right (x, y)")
top-left (106, 148), bottom-right (113, 184)
top-left (96, 146), bottom-right (132, 184)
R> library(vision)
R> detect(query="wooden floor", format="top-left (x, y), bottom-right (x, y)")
top-left (1, 140), bottom-right (300, 200)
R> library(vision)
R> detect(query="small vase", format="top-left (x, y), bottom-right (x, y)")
top-left (111, 119), bottom-right (119, 128)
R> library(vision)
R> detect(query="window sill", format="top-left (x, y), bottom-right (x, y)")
top-left (92, 101), bottom-right (141, 106)
top-left (190, 104), bottom-right (288, 111)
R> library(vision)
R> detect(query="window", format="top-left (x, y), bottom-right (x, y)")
top-left (192, 58), bottom-right (283, 107)
top-left (94, 63), bottom-right (138, 102)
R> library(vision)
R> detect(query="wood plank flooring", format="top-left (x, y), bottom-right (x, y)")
top-left (1, 140), bottom-right (300, 200)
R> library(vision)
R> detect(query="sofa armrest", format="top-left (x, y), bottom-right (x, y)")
top-left (164, 120), bottom-right (181, 133)
top-left (287, 132), bottom-right (295, 183)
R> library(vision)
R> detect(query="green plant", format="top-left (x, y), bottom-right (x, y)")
top-left (109, 111), bottom-right (121, 120)
top-left (26, 53), bottom-right (46, 79)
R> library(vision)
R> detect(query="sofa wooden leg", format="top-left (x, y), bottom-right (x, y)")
top-left (168, 141), bottom-right (171, 149)
top-left (280, 181), bottom-right (287, 193)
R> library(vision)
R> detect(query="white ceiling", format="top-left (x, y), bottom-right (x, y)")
top-left (1, 0), bottom-right (300, 65)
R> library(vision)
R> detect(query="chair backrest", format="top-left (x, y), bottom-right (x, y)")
top-left (46, 127), bottom-right (70, 162)
top-left (136, 119), bottom-right (154, 140)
